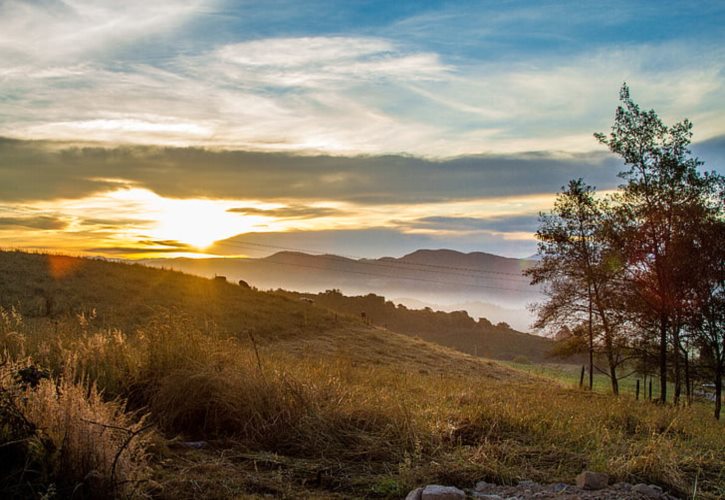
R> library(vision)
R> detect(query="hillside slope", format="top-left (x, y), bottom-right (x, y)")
top-left (0, 250), bottom-right (515, 377)
top-left (2, 251), bottom-right (722, 500)
top-left (277, 289), bottom-right (557, 362)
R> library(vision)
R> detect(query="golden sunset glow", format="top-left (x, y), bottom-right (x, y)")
top-left (0, 185), bottom-right (558, 259)
top-left (110, 189), bottom-right (262, 249)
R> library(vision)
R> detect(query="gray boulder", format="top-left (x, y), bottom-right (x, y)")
top-left (422, 485), bottom-right (466, 500)
top-left (632, 483), bottom-right (663, 498)
top-left (405, 487), bottom-right (424, 500)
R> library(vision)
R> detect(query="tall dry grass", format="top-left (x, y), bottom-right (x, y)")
top-left (0, 356), bottom-right (153, 499)
top-left (1, 305), bottom-right (724, 499)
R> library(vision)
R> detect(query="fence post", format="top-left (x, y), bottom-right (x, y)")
top-left (579, 365), bottom-right (585, 388)
top-left (636, 379), bottom-right (640, 400)
top-left (648, 380), bottom-right (653, 401)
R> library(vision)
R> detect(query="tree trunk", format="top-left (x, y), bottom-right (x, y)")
top-left (715, 368), bottom-right (722, 420)
top-left (659, 313), bottom-right (668, 404)
top-left (673, 326), bottom-right (681, 406)
top-left (683, 349), bottom-right (691, 406)
top-left (588, 288), bottom-right (594, 390)
top-left (609, 360), bottom-right (619, 396)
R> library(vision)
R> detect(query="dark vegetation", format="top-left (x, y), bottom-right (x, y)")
top-left (277, 289), bottom-right (559, 363)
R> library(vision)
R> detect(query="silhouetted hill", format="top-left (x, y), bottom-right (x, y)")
top-left (142, 248), bottom-right (541, 330)
top-left (277, 289), bottom-right (557, 363)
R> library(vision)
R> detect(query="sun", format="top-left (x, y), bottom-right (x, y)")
top-left (109, 188), bottom-right (265, 250)
top-left (153, 199), bottom-right (242, 249)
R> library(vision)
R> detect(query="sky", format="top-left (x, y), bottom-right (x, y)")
top-left (0, 0), bottom-right (723, 259)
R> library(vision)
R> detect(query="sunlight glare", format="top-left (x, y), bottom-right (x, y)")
top-left (110, 188), bottom-right (266, 249)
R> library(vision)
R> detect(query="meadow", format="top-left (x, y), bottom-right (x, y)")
top-left (1, 252), bottom-right (723, 499)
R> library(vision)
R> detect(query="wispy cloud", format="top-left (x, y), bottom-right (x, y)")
top-left (0, 0), bottom-right (209, 64)
top-left (408, 215), bottom-right (541, 233)
top-left (227, 205), bottom-right (348, 220)
top-left (1, 2), bottom-right (723, 156)
top-left (0, 215), bottom-right (68, 230)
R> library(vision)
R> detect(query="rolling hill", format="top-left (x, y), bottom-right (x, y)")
top-left (142, 248), bottom-right (541, 331)
top-left (0, 250), bottom-right (516, 376)
top-left (277, 289), bottom-right (558, 363)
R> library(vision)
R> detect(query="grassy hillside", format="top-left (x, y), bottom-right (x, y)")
top-left (276, 289), bottom-right (559, 362)
top-left (0, 250), bottom-right (516, 377)
top-left (1, 251), bottom-right (723, 499)
top-left (0, 251), bottom-right (338, 338)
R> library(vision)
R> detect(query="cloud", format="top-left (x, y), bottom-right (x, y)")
top-left (1, 3), bottom-right (723, 157)
top-left (227, 205), bottom-right (347, 219)
top-left (0, 137), bottom-right (626, 204)
top-left (0, 215), bottom-right (67, 230)
top-left (692, 134), bottom-right (725, 169)
top-left (409, 215), bottom-right (541, 233)
top-left (210, 228), bottom-right (538, 259)
top-left (210, 36), bottom-right (448, 87)
top-left (84, 246), bottom-right (195, 255)
top-left (0, 0), bottom-right (208, 64)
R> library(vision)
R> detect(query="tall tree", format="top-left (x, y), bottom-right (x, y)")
top-left (594, 84), bottom-right (719, 403)
top-left (527, 179), bottom-right (626, 394)
top-left (678, 196), bottom-right (725, 418)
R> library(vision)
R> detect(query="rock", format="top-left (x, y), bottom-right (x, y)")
top-left (549, 483), bottom-right (569, 493)
top-left (575, 471), bottom-right (609, 490)
top-left (472, 495), bottom-right (503, 500)
top-left (632, 483), bottom-right (663, 498)
top-left (405, 487), bottom-right (424, 500)
top-left (475, 481), bottom-right (495, 492)
top-left (421, 485), bottom-right (466, 500)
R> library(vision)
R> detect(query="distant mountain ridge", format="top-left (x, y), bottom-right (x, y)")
top-left (142, 248), bottom-right (542, 331)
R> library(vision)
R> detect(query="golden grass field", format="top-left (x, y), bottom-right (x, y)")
top-left (1, 251), bottom-right (723, 499)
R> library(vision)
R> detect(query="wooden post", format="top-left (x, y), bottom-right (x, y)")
top-left (648, 380), bottom-right (653, 401)
top-left (636, 379), bottom-right (640, 400)
top-left (579, 365), bottom-right (585, 388)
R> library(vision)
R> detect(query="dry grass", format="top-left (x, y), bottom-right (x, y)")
top-left (2, 306), bottom-right (724, 499)
top-left (0, 358), bottom-right (154, 499)
top-left (1, 252), bottom-right (724, 499)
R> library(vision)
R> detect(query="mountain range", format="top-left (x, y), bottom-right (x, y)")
top-left (142, 249), bottom-right (542, 331)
